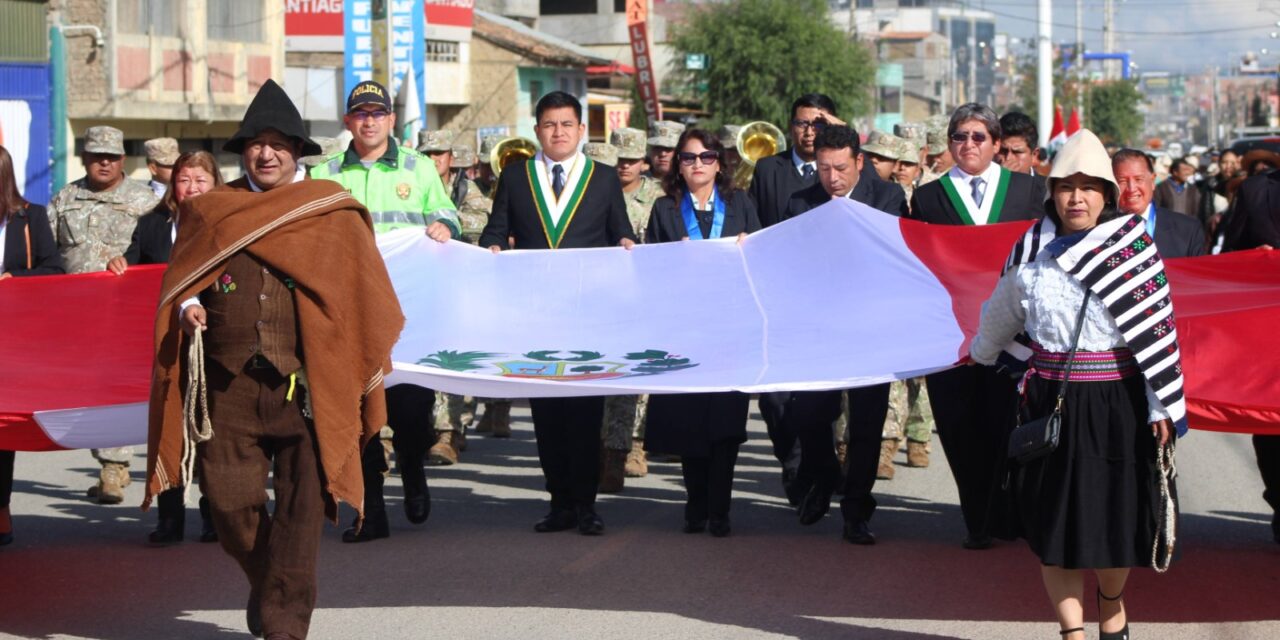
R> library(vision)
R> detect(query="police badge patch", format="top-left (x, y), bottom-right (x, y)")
top-left (396, 183), bottom-right (412, 200)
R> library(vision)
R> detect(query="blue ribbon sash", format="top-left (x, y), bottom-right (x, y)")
top-left (681, 187), bottom-right (726, 240)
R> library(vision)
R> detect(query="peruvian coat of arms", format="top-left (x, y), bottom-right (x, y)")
top-left (416, 349), bottom-right (698, 381)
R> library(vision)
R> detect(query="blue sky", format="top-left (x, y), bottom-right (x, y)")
top-left (981, 0), bottom-right (1280, 73)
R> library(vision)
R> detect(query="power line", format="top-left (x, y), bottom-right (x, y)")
top-left (956, 0), bottom-right (1276, 37)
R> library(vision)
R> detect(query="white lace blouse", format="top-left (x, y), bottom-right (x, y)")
top-left (970, 253), bottom-right (1170, 422)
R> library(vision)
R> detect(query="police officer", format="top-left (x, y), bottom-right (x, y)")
top-left (310, 80), bottom-right (461, 542)
top-left (48, 125), bottom-right (160, 504)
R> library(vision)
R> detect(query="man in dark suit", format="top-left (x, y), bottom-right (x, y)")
top-left (747, 93), bottom-right (840, 503)
top-left (1218, 169), bottom-right (1280, 544)
top-left (778, 125), bottom-right (907, 544)
top-left (908, 103), bottom-right (1046, 550)
top-left (479, 91), bottom-right (636, 536)
top-left (1113, 149), bottom-right (1207, 258)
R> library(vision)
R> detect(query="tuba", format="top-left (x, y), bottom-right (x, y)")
top-left (733, 121), bottom-right (787, 190)
top-left (489, 136), bottom-right (539, 178)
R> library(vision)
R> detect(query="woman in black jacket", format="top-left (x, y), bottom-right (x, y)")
top-left (1, 144), bottom-right (65, 546)
top-left (643, 129), bottom-right (760, 537)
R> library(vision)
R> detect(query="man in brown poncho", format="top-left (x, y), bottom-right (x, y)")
top-left (144, 79), bottom-right (404, 640)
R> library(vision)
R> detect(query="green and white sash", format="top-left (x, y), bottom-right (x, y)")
top-left (939, 166), bottom-right (1011, 225)
top-left (527, 153), bottom-right (595, 249)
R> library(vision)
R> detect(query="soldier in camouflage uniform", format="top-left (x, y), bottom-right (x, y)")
top-left (48, 125), bottom-right (160, 504)
top-left (598, 127), bottom-right (665, 490)
top-left (919, 115), bottom-right (953, 186)
top-left (878, 378), bottom-right (934, 480)
top-left (645, 120), bottom-right (685, 180)
top-left (893, 136), bottom-right (924, 206)
top-left (475, 134), bottom-right (503, 198)
top-left (862, 130), bottom-right (905, 182)
top-left (718, 124), bottom-right (743, 182)
top-left (583, 142), bottom-right (618, 167)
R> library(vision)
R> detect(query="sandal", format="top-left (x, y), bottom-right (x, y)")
top-left (1098, 588), bottom-right (1130, 640)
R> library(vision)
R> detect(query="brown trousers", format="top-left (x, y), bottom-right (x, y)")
top-left (199, 360), bottom-right (325, 640)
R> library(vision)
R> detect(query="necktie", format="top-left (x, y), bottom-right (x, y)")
top-left (971, 177), bottom-right (986, 207)
top-left (802, 164), bottom-right (815, 180)
top-left (552, 164), bottom-right (565, 198)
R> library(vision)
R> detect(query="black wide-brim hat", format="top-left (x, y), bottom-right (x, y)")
top-left (223, 78), bottom-right (322, 157)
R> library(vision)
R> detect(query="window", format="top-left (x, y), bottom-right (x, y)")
top-left (117, 0), bottom-right (180, 37)
top-left (541, 0), bottom-right (597, 15)
top-left (426, 40), bottom-right (459, 63)
top-left (614, 0), bottom-right (627, 12)
top-left (208, 0), bottom-right (264, 42)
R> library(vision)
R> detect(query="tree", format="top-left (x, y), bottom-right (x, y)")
top-left (667, 0), bottom-right (874, 128)
top-left (1087, 80), bottom-right (1143, 146)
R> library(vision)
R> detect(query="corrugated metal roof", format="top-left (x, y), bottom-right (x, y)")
top-left (473, 9), bottom-right (612, 68)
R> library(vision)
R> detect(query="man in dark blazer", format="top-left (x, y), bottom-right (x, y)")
top-left (1153, 157), bottom-right (1201, 217)
top-left (778, 125), bottom-right (907, 545)
top-left (479, 91), bottom-right (636, 536)
top-left (908, 103), bottom-right (1046, 550)
top-left (747, 93), bottom-right (841, 504)
top-left (1218, 168), bottom-right (1280, 544)
top-left (1113, 149), bottom-right (1207, 258)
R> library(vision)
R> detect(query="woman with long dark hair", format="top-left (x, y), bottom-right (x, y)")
top-left (1, 144), bottom-right (65, 546)
top-left (643, 128), bottom-right (760, 537)
top-left (971, 130), bottom-right (1183, 640)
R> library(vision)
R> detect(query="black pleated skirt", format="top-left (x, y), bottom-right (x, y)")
top-left (1011, 374), bottom-right (1178, 569)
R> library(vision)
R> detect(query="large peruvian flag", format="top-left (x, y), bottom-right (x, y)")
top-left (3, 200), bottom-right (1278, 451)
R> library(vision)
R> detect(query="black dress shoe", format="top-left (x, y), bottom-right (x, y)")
top-left (683, 519), bottom-right (707, 534)
top-left (533, 509), bottom-right (577, 533)
top-left (962, 535), bottom-right (993, 550)
top-left (148, 518), bottom-right (185, 545)
top-left (0, 531), bottom-right (12, 546)
top-left (247, 591), bottom-right (263, 637)
top-left (798, 485), bottom-right (834, 526)
top-left (781, 468), bottom-right (806, 507)
top-left (401, 456), bottom-right (431, 525)
top-left (708, 517), bottom-right (731, 538)
top-left (198, 496), bottom-right (218, 543)
top-left (341, 509), bottom-right (390, 543)
top-left (576, 508), bottom-right (605, 536)
top-left (842, 519), bottom-right (876, 545)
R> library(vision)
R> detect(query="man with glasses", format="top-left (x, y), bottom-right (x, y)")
top-left (311, 80), bottom-right (461, 543)
top-left (747, 93), bottom-right (844, 505)
top-left (480, 91), bottom-right (635, 536)
top-left (908, 103), bottom-right (1046, 551)
top-left (48, 125), bottom-right (160, 505)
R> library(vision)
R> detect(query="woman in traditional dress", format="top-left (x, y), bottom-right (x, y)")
top-left (644, 129), bottom-right (759, 537)
top-left (970, 130), bottom-right (1183, 640)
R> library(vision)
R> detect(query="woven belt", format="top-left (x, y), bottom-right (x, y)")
top-left (1030, 342), bottom-right (1138, 382)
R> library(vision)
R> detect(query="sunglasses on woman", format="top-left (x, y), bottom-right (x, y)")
top-left (949, 131), bottom-right (989, 144)
top-left (678, 151), bottom-right (719, 165)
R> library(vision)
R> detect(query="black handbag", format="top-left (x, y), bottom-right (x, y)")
top-left (1007, 290), bottom-right (1091, 464)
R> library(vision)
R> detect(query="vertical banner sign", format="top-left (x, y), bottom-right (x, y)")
top-left (345, 0), bottom-right (425, 120)
top-left (625, 0), bottom-right (662, 123)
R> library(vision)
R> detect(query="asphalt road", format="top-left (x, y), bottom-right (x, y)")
top-left (1, 404), bottom-right (1277, 640)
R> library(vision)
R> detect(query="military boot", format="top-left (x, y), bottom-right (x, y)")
top-left (876, 439), bottom-right (897, 480)
top-left (906, 439), bottom-right (930, 468)
top-left (94, 463), bottom-right (127, 504)
top-left (427, 431), bottom-right (461, 466)
top-left (624, 439), bottom-right (648, 478)
top-left (489, 402), bottom-right (512, 438)
top-left (599, 448), bottom-right (627, 493)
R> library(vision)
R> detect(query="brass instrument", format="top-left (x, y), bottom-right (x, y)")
top-left (489, 136), bottom-right (538, 178)
top-left (732, 121), bottom-right (787, 190)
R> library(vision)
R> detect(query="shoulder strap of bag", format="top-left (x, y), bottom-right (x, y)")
top-left (1051, 290), bottom-right (1093, 413)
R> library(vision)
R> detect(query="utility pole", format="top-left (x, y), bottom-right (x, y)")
top-left (1209, 66), bottom-right (1219, 147)
top-left (1076, 0), bottom-right (1085, 121)
top-left (1103, 0), bottom-right (1116, 80)
top-left (1038, 0), bottom-right (1053, 148)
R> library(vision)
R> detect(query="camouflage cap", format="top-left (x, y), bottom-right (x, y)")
top-left (894, 122), bottom-right (926, 144)
top-left (452, 143), bottom-right (477, 168)
top-left (862, 130), bottom-right (904, 161)
top-left (479, 134), bottom-right (504, 157)
top-left (718, 124), bottom-right (742, 150)
top-left (83, 126), bottom-right (125, 156)
top-left (418, 129), bottom-right (456, 153)
top-left (647, 120), bottom-right (685, 148)
top-left (925, 115), bottom-right (949, 155)
top-left (896, 136), bottom-right (922, 165)
top-left (144, 137), bottom-right (179, 165)
top-left (609, 127), bottom-right (647, 160)
top-left (583, 142), bottom-right (618, 167)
